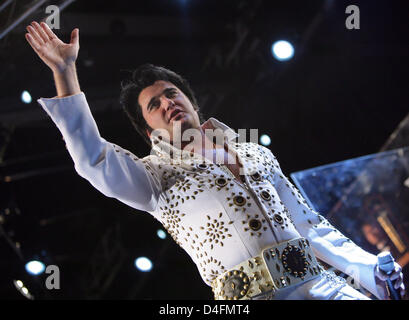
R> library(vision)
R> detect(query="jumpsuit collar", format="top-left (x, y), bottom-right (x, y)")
top-left (149, 117), bottom-right (239, 161)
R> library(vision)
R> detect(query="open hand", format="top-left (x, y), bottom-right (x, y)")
top-left (25, 21), bottom-right (79, 73)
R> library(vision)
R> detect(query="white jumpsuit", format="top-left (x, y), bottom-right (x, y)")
top-left (37, 92), bottom-right (382, 300)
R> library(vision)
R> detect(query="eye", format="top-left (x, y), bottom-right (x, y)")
top-left (150, 100), bottom-right (160, 110)
top-left (166, 90), bottom-right (177, 98)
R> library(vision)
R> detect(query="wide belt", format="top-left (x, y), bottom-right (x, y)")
top-left (211, 237), bottom-right (324, 300)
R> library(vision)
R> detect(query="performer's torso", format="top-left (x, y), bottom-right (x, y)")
top-left (146, 141), bottom-right (302, 286)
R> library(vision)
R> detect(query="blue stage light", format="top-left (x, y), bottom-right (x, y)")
top-left (271, 40), bottom-right (294, 61)
top-left (135, 257), bottom-right (153, 272)
top-left (25, 260), bottom-right (45, 275)
top-left (157, 229), bottom-right (167, 239)
top-left (21, 90), bottom-right (32, 104)
top-left (260, 134), bottom-right (271, 146)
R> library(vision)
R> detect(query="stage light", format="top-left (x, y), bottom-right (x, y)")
top-left (21, 90), bottom-right (32, 104)
top-left (13, 280), bottom-right (34, 300)
top-left (260, 134), bottom-right (271, 146)
top-left (15, 280), bottom-right (23, 288)
top-left (135, 257), bottom-right (153, 272)
top-left (271, 40), bottom-right (294, 61)
top-left (25, 260), bottom-right (45, 275)
top-left (157, 229), bottom-right (167, 239)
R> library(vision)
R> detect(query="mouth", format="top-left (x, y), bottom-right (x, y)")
top-left (168, 109), bottom-right (184, 122)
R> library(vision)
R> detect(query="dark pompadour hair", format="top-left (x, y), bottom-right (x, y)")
top-left (120, 63), bottom-right (204, 146)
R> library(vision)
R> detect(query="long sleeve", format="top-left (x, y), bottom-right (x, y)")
top-left (261, 146), bottom-right (382, 299)
top-left (37, 92), bottom-right (162, 212)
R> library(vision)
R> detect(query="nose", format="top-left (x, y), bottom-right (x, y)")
top-left (165, 98), bottom-right (175, 111)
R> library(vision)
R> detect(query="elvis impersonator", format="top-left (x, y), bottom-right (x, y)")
top-left (25, 21), bottom-right (405, 300)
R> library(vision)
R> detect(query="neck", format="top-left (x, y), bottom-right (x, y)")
top-left (179, 128), bottom-right (217, 155)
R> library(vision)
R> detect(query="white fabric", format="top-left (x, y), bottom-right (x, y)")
top-left (252, 271), bottom-right (370, 300)
top-left (37, 92), bottom-right (381, 300)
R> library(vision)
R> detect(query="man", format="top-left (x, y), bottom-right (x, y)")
top-left (25, 21), bottom-right (405, 300)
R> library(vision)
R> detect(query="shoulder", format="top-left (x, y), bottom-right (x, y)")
top-left (141, 154), bottom-right (167, 169)
top-left (236, 141), bottom-right (277, 158)
top-left (236, 142), bottom-right (281, 169)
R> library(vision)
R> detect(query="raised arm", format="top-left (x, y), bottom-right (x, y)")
top-left (25, 21), bottom-right (80, 97)
top-left (25, 21), bottom-right (162, 212)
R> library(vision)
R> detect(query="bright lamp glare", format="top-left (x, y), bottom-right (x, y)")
top-left (21, 91), bottom-right (32, 104)
top-left (25, 260), bottom-right (45, 275)
top-left (13, 280), bottom-right (34, 300)
top-left (260, 134), bottom-right (271, 146)
top-left (157, 229), bottom-right (167, 239)
top-left (272, 40), bottom-right (294, 61)
top-left (135, 257), bottom-right (153, 272)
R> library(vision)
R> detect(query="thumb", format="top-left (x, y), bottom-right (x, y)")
top-left (70, 28), bottom-right (79, 45)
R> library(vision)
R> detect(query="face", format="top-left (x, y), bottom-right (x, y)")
top-left (138, 80), bottom-right (201, 143)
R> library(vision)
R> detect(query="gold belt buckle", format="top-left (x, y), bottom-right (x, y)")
top-left (212, 238), bottom-right (323, 300)
top-left (261, 237), bottom-right (322, 291)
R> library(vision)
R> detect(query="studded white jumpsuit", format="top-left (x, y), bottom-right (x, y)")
top-left (37, 92), bottom-right (382, 300)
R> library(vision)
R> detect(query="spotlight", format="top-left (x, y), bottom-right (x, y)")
top-left (271, 40), bottom-right (294, 61)
top-left (260, 134), bottom-right (271, 146)
top-left (135, 257), bottom-right (153, 272)
top-left (15, 280), bottom-right (24, 288)
top-left (21, 90), bottom-right (32, 104)
top-left (157, 229), bottom-right (167, 239)
top-left (25, 260), bottom-right (45, 275)
top-left (13, 280), bottom-right (34, 300)
top-left (404, 177), bottom-right (409, 188)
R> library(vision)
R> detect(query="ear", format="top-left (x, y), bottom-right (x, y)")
top-left (146, 129), bottom-right (151, 138)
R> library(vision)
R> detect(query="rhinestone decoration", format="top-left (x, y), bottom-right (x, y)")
top-left (219, 270), bottom-right (250, 300)
top-left (281, 245), bottom-right (308, 278)
top-left (260, 190), bottom-right (271, 201)
top-left (197, 163), bottom-right (208, 170)
top-left (215, 177), bottom-right (228, 187)
top-left (273, 214), bottom-right (284, 225)
top-left (248, 218), bottom-right (262, 231)
top-left (233, 195), bottom-right (246, 206)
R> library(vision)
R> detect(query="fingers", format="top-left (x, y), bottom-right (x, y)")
top-left (378, 285), bottom-right (388, 300)
top-left (375, 267), bottom-right (389, 281)
top-left (40, 21), bottom-right (57, 40)
top-left (26, 25), bottom-right (44, 46)
top-left (32, 21), bottom-right (50, 43)
top-left (25, 33), bottom-right (41, 53)
top-left (26, 21), bottom-right (57, 46)
top-left (400, 284), bottom-right (406, 299)
top-left (394, 262), bottom-right (402, 273)
top-left (376, 264), bottom-right (403, 282)
top-left (394, 277), bottom-right (402, 289)
top-left (390, 272), bottom-right (401, 281)
top-left (393, 276), bottom-right (403, 289)
top-left (70, 28), bottom-right (79, 45)
top-left (377, 273), bottom-right (388, 281)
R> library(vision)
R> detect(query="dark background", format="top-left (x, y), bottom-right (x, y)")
top-left (0, 0), bottom-right (408, 299)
